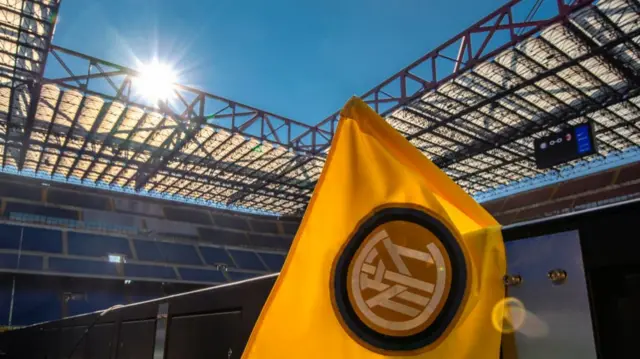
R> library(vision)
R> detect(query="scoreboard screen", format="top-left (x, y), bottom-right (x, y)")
top-left (534, 122), bottom-right (597, 169)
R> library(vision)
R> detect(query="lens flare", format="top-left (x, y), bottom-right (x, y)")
top-left (492, 297), bottom-right (527, 333)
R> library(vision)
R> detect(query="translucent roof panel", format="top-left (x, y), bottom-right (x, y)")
top-left (1, 0), bottom-right (639, 215)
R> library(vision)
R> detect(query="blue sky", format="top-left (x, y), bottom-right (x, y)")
top-left (37, 0), bottom-right (639, 211)
top-left (52, 0), bottom-right (510, 124)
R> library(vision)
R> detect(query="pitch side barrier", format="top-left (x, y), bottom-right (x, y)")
top-left (1, 198), bottom-right (639, 358)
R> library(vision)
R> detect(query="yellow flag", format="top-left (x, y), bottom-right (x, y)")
top-left (242, 97), bottom-right (506, 358)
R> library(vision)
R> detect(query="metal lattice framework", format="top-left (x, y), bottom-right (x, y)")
top-left (0, 0), bottom-right (639, 214)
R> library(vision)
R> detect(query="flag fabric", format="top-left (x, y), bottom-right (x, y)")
top-left (241, 97), bottom-right (506, 359)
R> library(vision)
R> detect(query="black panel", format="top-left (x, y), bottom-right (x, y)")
top-left (0, 181), bottom-right (42, 201)
top-left (534, 122), bottom-right (597, 169)
top-left (164, 207), bottom-right (212, 225)
top-left (167, 311), bottom-right (244, 359)
top-left (86, 323), bottom-right (115, 359)
top-left (249, 234), bottom-right (292, 250)
top-left (60, 326), bottom-right (89, 359)
top-left (250, 220), bottom-right (279, 234)
top-left (281, 221), bottom-right (300, 235)
top-left (198, 227), bottom-right (252, 246)
top-left (0, 275), bottom-right (277, 359)
top-left (118, 319), bottom-right (156, 359)
top-left (4, 201), bottom-right (79, 220)
top-left (214, 215), bottom-right (250, 231)
top-left (156, 231), bottom-right (200, 241)
top-left (47, 188), bottom-right (110, 210)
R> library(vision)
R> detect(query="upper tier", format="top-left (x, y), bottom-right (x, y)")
top-left (0, 174), bottom-right (301, 251)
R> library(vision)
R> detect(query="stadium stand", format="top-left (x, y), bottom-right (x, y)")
top-left (1, 0), bottom-right (635, 336)
top-left (0, 175), bottom-right (298, 325)
top-left (482, 161), bottom-right (640, 224)
top-left (2, 157), bottom-right (638, 326)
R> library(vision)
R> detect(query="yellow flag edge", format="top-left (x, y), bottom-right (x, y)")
top-left (241, 97), bottom-right (506, 358)
top-left (340, 97), bottom-right (499, 229)
top-left (240, 97), bottom-right (358, 359)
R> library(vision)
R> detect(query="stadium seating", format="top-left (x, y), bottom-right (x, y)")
top-left (47, 188), bottom-right (110, 211)
top-left (281, 221), bottom-right (300, 236)
top-left (67, 232), bottom-right (132, 258)
top-left (49, 258), bottom-right (118, 276)
top-left (4, 202), bottom-right (78, 220)
top-left (0, 224), bottom-right (23, 250)
top-left (133, 241), bottom-right (202, 265)
top-left (0, 253), bottom-right (43, 271)
top-left (0, 176), bottom-right (301, 323)
top-left (144, 217), bottom-right (199, 239)
top-left (483, 161), bottom-right (640, 225)
top-left (124, 263), bottom-right (177, 279)
top-left (21, 227), bottom-right (63, 253)
top-left (0, 182), bottom-right (42, 202)
top-left (258, 252), bottom-right (286, 272)
top-left (199, 246), bottom-right (235, 267)
top-left (198, 227), bottom-right (253, 246)
top-left (226, 250), bottom-right (267, 271)
top-left (11, 286), bottom-right (61, 326)
top-left (250, 220), bottom-right (279, 234)
top-left (214, 215), bottom-right (251, 231)
top-left (164, 206), bottom-right (213, 225)
top-left (178, 268), bottom-right (227, 283)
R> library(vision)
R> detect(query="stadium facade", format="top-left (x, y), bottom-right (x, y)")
top-left (0, 0), bottom-right (639, 328)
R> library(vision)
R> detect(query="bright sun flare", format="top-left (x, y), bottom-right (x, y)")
top-left (135, 60), bottom-right (178, 102)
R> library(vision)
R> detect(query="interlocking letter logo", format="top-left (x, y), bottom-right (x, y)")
top-left (332, 207), bottom-right (466, 353)
top-left (349, 228), bottom-right (448, 335)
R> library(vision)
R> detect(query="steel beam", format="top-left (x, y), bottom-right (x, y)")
top-left (16, 0), bottom-right (61, 170)
top-left (299, 0), bottom-right (595, 154)
top-left (45, 45), bottom-right (330, 154)
top-left (427, 27), bottom-right (640, 169)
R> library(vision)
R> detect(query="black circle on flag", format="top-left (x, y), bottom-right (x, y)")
top-left (330, 205), bottom-right (468, 354)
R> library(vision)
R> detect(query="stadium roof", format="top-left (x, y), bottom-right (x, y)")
top-left (0, 0), bottom-right (639, 215)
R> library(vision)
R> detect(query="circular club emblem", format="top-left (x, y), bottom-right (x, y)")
top-left (331, 206), bottom-right (468, 353)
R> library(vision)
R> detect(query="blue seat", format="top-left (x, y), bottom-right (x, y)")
top-left (11, 287), bottom-right (61, 325)
top-left (22, 227), bottom-right (63, 253)
top-left (0, 253), bottom-right (43, 270)
top-left (133, 240), bottom-right (202, 265)
top-left (199, 246), bottom-right (235, 267)
top-left (49, 257), bottom-right (118, 276)
top-left (227, 249), bottom-right (267, 271)
top-left (67, 232), bottom-right (132, 258)
top-left (178, 268), bottom-right (227, 283)
top-left (258, 252), bottom-right (286, 271)
top-left (124, 263), bottom-right (177, 279)
top-left (0, 223), bottom-right (22, 250)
